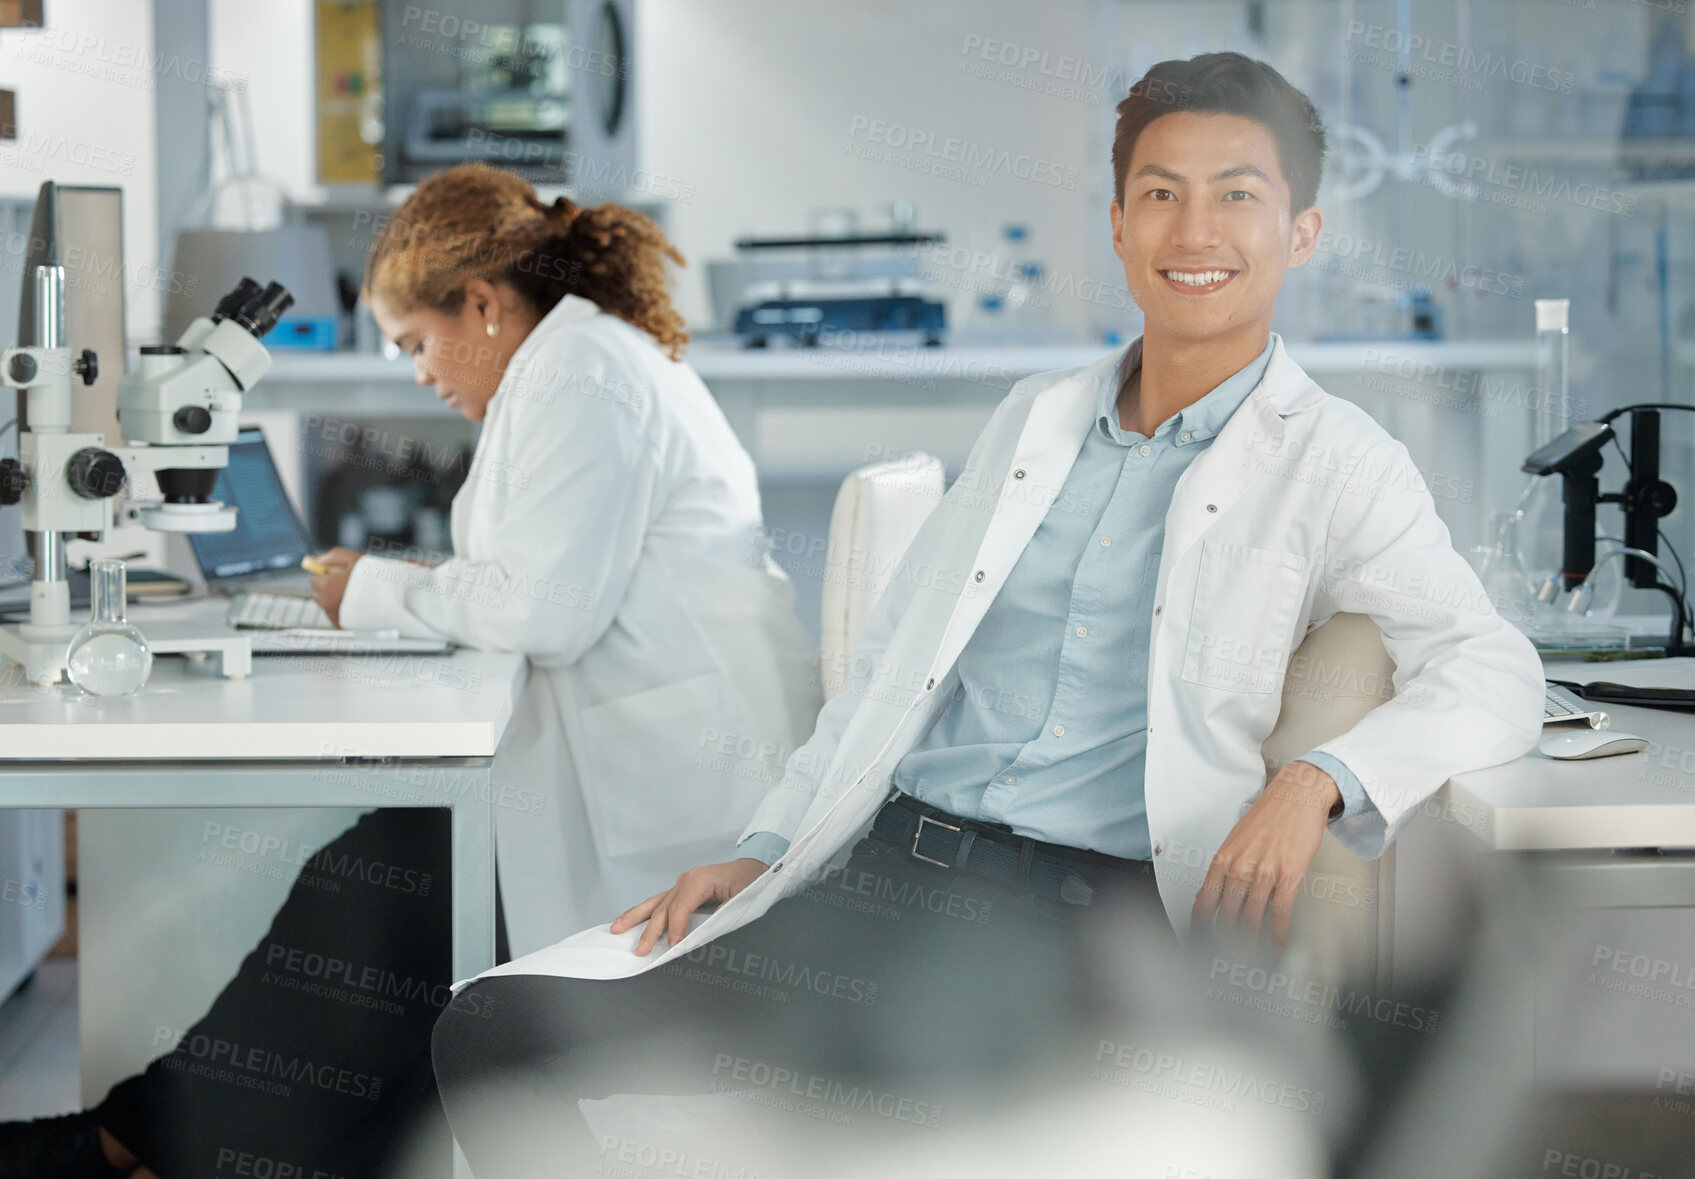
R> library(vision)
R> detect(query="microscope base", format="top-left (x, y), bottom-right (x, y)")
top-left (132, 622), bottom-right (252, 680)
top-left (0, 624), bottom-right (78, 688)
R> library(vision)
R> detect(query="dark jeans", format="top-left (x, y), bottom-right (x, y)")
top-left (95, 808), bottom-right (478, 1179)
top-left (432, 822), bottom-right (1172, 1178)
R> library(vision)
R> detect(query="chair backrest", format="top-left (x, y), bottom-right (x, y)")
top-left (820, 458), bottom-right (1393, 983)
top-left (1261, 612), bottom-right (1396, 988)
top-left (819, 455), bottom-right (946, 698)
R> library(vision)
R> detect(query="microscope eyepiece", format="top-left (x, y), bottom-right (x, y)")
top-left (245, 282), bottom-right (295, 339)
top-left (210, 277), bottom-right (264, 325)
top-left (204, 277), bottom-right (293, 339)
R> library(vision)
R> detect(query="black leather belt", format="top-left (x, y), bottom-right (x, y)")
top-left (869, 791), bottom-right (1151, 908)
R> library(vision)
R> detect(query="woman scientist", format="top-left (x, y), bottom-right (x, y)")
top-left (318, 162), bottom-right (822, 947)
top-left (0, 163), bottom-right (821, 1179)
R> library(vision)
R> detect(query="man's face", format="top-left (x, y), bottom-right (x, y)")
top-left (1110, 111), bottom-right (1322, 344)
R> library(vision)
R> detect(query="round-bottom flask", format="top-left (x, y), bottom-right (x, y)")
top-left (66, 558), bottom-right (152, 696)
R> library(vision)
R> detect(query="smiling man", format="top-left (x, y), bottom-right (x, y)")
top-left (430, 53), bottom-right (1544, 1174)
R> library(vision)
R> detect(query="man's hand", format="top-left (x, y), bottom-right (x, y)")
top-left (308, 547), bottom-right (363, 627)
top-left (611, 859), bottom-right (768, 956)
top-left (1191, 762), bottom-right (1341, 948)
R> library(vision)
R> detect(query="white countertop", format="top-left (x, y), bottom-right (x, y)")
top-left (1446, 656), bottom-right (1695, 850)
top-left (0, 599), bottom-right (525, 761)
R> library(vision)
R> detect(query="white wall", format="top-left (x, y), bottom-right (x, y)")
top-left (206, 0), bottom-right (319, 221)
top-left (637, 0), bottom-right (1102, 335)
top-left (0, 0), bottom-right (160, 337)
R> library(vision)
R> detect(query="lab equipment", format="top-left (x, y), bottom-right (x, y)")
top-left (0, 228), bottom-right (290, 684)
top-left (1543, 681), bottom-right (1610, 729)
top-left (724, 225), bottom-right (948, 348)
top-left (1498, 301), bottom-right (1574, 596)
top-left (1519, 405), bottom-right (1694, 654)
top-left (402, 89), bottom-right (567, 175)
top-left (115, 276), bottom-right (294, 533)
top-left (1328, 118), bottom-right (1482, 202)
top-left (65, 558), bottom-right (153, 697)
top-left (1537, 729), bottom-right (1649, 760)
top-left (1621, 13), bottom-right (1695, 178)
top-left (1533, 299), bottom-right (1573, 451)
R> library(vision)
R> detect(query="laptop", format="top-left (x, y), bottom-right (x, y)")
top-left (187, 427), bottom-right (449, 655)
top-left (188, 427), bottom-right (320, 593)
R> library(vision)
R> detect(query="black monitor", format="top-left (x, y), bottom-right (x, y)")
top-left (186, 428), bottom-right (314, 583)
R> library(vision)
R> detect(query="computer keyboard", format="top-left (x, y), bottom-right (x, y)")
top-left (226, 591), bottom-right (333, 631)
top-left (1544, 681), bottom-right (1610, 730)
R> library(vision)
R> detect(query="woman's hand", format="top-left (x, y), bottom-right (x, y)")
top-left (610, 859), bottom-right (768, 956)
top-left (308, 547), bottom-right (364, 627)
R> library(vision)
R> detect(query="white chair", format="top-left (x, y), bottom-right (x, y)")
top-left (817, 453), bottom-right (946, 698)
top-left (1264, 613), bottom-right (1397, 989)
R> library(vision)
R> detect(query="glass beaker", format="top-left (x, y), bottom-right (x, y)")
top-left (66, 559), bottom-right (153, 696)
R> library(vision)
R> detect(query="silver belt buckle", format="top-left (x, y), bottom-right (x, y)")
top-left (911, 813), bottom-right (962, 868)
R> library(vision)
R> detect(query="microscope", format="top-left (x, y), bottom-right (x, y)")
top-left (0, 267), bottom-right (292, 685)
top-left (1522, 407), bottom-right (1694, 656)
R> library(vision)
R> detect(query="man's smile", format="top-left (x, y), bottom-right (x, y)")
top-left (1159, 268), bottom-right (1240, 294)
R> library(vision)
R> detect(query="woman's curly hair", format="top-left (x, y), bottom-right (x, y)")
top-left (362, 162), bottom-right (689, 360)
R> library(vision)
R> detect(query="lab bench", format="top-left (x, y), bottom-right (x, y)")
top-left (0, 597), bottom-right (522, 1127)
top-left (1396, 656), bottom-right (1695, 1092)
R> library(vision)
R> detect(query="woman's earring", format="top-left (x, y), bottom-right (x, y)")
top-left (485, 321), bottom-right (501, 338)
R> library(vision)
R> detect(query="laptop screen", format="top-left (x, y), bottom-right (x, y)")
top-left (187, 427), bottom-right (315, 582)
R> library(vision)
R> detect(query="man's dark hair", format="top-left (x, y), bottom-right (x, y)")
top-left (1111, 52), bottom-right (1327, 213)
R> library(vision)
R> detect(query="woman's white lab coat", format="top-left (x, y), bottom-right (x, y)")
top-left (339, 293), bottom-right (822, 955)
top-left (475, 332), bottom-right (1546, 982)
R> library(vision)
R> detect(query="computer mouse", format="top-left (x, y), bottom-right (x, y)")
top-left (1538, 729), bottom-right (1650, 760)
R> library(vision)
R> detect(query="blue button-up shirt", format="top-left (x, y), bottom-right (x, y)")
top-left (739, 336), bottom-right (1367, 866)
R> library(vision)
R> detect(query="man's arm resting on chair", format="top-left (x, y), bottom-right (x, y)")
top-left (1193, 436), bottom-right (1541, 948)
top-left (1191, 759), bottom-right (1349, 948)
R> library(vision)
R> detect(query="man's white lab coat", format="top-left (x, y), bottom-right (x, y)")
top-left (475, 332), bottom-right (1544, 981)
top-left (339, 293), bottom-right (822, 955)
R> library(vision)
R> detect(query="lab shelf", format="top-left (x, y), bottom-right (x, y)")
top-left (257, 337), bottom-right (1538, 412)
